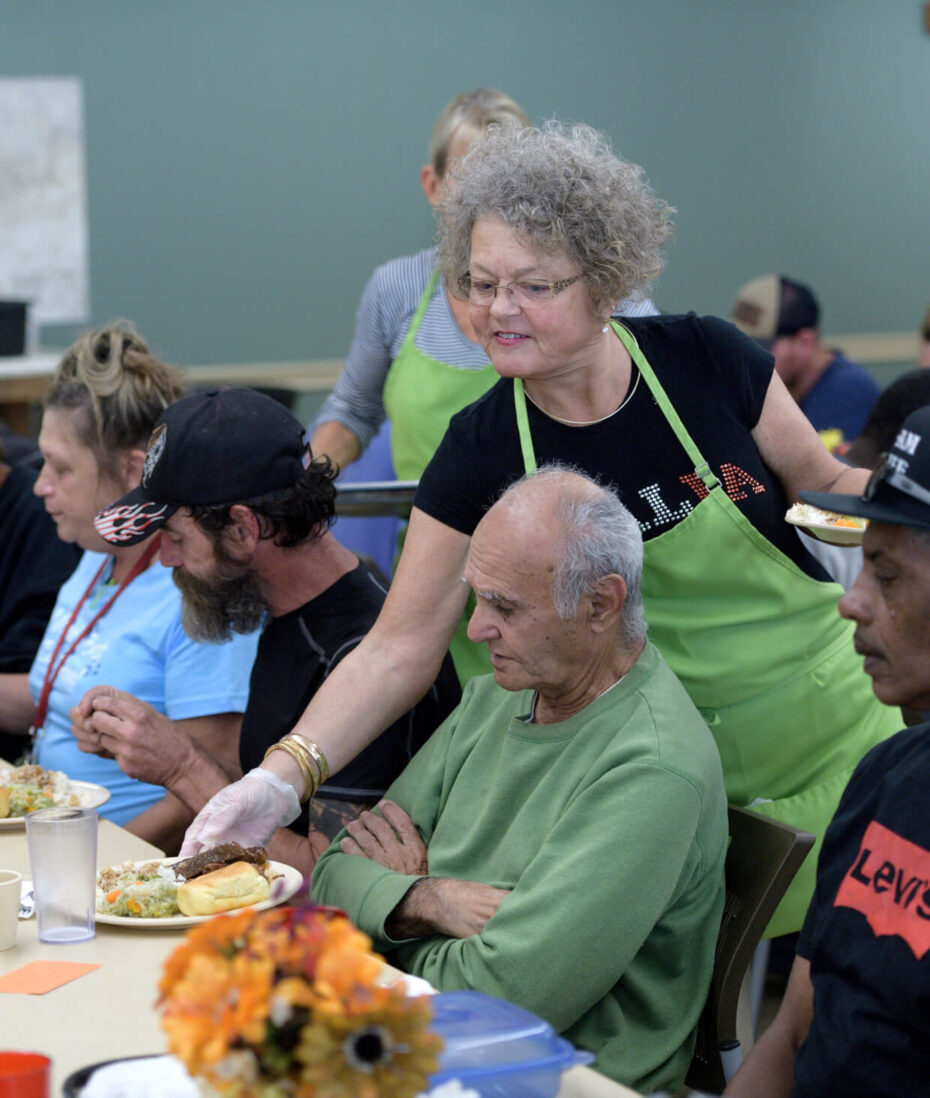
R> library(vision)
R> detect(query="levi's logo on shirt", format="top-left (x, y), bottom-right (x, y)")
top-left (834, 820), bottom-right (930, 959)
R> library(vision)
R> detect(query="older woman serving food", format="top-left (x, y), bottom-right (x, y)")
top-left (311, 89), bottom-right (655, 682)
top-left (183, 123), bottom-right (897, 935)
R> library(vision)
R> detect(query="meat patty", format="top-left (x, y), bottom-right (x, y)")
top-left (173, 842), bottom-right (268, 881)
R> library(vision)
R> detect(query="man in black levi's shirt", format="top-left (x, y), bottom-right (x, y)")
top-left (726, 406), bottom-right (930, 1098)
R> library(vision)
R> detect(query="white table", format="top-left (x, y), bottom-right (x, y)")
top-left (1, 820), bottom-right (177, 1091)
top-left (1, 819), bottom-right (636, 1097)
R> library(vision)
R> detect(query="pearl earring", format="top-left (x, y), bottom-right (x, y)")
top-left (602, 324), bottom-right (609, 334)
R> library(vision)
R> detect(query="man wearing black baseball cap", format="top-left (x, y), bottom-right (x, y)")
top-left (78, 388), bottom-right (460, 875)
top-left (92, 385), bottom-right (314, 547)
top-left (730, 274), bottom-right (879, 442)
top-left (726, 404), bottom-right (930, 1097)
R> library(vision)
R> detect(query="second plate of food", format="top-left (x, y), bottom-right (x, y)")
top-left (0, 779), bottom-right (111, 830)
top-left (785, 503), bottom-right (867, 546)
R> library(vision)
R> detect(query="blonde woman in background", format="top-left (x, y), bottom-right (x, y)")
top-left (310, 89), bottom-right (531, 479)
top-left (0, 326), bottom-right (258, 851)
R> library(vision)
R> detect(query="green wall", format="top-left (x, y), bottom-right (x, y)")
top-left (2, 0), bottom-right (929, 366)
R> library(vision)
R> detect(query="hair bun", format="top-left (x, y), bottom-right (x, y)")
top-left (47, 322), bottom-right (183, 459)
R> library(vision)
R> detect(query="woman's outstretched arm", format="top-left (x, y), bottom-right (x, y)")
top-left (180, 507), bottom-right (472, 853)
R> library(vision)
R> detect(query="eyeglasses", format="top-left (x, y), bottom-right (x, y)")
top-left (457, 273), bottom-right (580, 309)
top-left (864, 452), bottom-right (930, 508)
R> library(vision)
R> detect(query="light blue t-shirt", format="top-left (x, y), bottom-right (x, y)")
top-left (28, 551), bottom-right (259, 826)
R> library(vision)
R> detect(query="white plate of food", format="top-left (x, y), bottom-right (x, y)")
top-left (94, 856), bottom-right (304, 929)
top-left (0, 764), bottom-right (111, 829)
top-left (785, 502), bottom-right (867, 546)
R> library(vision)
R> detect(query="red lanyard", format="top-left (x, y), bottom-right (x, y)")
top-left (32, 536), bottom-right (162, 731)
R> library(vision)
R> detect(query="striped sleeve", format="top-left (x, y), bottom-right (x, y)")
top-left (313, 249), bottom-right (436, 450)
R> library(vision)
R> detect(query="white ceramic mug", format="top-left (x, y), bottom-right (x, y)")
top-left (0, 869), bottom-right (23, 950)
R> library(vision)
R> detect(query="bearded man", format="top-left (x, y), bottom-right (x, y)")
top-left (79, 387), bottom-right (460, 870)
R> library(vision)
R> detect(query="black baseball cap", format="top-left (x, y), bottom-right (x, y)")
top-left (731, 275), bottom-right (820, 346)
top-left (801, 405), bottom-right (930, 532)
top-left (94, 387), bottom-right (309, 546)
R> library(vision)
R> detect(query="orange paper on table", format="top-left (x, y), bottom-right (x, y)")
top-left (0, 959), bottom-right (101, 994)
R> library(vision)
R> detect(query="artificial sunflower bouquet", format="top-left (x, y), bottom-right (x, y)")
top-left (158, 904), bottom-right (443, 1098)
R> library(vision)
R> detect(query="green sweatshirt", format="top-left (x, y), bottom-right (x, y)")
top-left (311, 642), bottom-right (727, 1094)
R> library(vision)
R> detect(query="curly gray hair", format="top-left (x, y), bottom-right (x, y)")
top-left (438, 121), bottom-right (675, 315)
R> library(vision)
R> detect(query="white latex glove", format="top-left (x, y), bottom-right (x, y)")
top-left (178, 768), bottom-right (301, 856)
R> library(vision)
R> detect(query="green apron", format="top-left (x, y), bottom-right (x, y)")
top-left (383, 271), bottom-right (498, 684)
top-left (513, 321), bottom-right (899, 936)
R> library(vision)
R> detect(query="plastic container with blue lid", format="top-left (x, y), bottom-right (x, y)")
top-left (427, 990), bottom-right (595, 1097)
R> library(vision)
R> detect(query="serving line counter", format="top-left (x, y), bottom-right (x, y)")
top-left (3, 329), bottom-right (916, 434)
top-left (0, 355), bottom-right (346, 435)
top-left (0, 817), bottom-right (637, 1098)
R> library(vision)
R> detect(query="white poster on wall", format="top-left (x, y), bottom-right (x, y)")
top-left (0, 77), bottom-right (90, 326)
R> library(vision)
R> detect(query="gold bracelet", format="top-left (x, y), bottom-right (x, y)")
top-left (263, 735), bottom-right (331, 803)
top-left (301, 738), bottom-right (330, 784)
top-left (289, 737), bottom-right (322, 790)
top-left (272, 735), bottom-right (330, 798)
top-left (279, 734), bottom-right (323, 790)
top-left (264, 740), bottom-right (315, 801)
top-left (264, 740), bottom-right (318, 803)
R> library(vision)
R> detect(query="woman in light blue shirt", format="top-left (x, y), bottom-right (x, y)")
top-left (0, 325), bottom-right (257, 850)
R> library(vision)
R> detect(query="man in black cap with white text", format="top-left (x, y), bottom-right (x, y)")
top-left (731, 274), bottom-right (879, 442)
top-left (726, 404), bottom-right (930, 1098)
top-left (77, 387), bottom-right (460, 877)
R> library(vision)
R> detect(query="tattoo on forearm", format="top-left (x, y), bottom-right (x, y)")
top-left (309, 797), bottom-right (374, 841)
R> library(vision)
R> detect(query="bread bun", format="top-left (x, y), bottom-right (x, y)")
top-left (0, 788), bottom-right (9, 819)
top-left (176, 861), bottom-right (270, 916)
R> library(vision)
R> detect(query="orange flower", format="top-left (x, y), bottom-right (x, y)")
top-left (161, 951), bottom-right (274, 1071)
top-left (159, 908), bottom-right (257, 1000)
top-left (271, 975), bottom-right (316, 1013)
top-left (314, 940), bottom-right (384, 1006)
top-left (159, 904), bottom-right (438, 1096)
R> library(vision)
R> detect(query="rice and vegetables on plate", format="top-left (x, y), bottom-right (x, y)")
top-left (0, 763), bottom-right (81, 818)
top-left (96, 861), bottom-right (182, 918)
